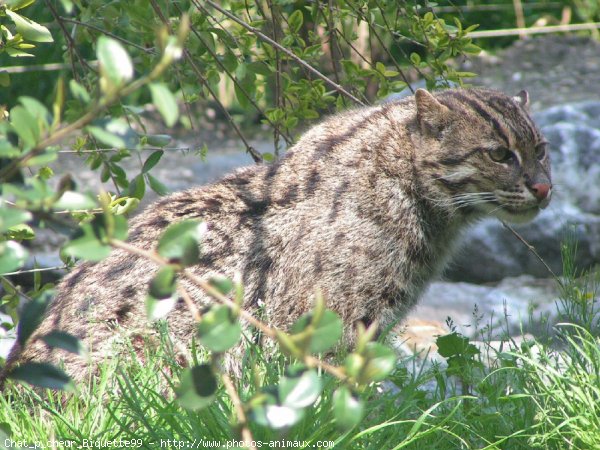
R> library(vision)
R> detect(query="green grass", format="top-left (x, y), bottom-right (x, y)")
top-left (2, 268), bottom-right (599, 449)
top-left (1, 328), bottom-right (598, 449)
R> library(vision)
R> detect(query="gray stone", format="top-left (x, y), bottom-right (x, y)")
top-left (409, 276), bottom-right (562, 338)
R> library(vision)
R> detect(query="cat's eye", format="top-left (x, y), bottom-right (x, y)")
top-left (535, 143), bottom-right (547, 161)
top-left (488, 147), bottom-right (513, 163)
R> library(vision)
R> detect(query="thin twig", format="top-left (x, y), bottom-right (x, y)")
top-left (512, 0), bottom-right (527, 39)
top-left (1, 266), bottom-right (69, 277)
top-left (1, 61), bottom-right (98, 74)
top-left (57, 147), bottom-right (191, 154)
top-left (222, 374), bottom-right (256, 450)
top-left (324, 0), bottom-right (348, 109)
top-left (468, 22), bottom-right (600, 38)
top-left (110, 239), bottom-right (165, 266)
top-left (183, 51), bottom-right (263, 163)
top-left (177, 285), bottom-right (202, 322)
top-left (59, 17), bottom-right (155, 54)
top-left (44, 0), bottom-right (95, 76)
top-left (265, 0), bottom-right (284, 155)
top-left (0, 276), bottom-right (34, 302)
top-left (501, 220), bottom-right (564, 287)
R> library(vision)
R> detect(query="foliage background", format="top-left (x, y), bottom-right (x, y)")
top-left (1, 0), bottom-right (600, 448)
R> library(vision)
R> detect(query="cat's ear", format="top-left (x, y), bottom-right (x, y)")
top-left (415, 89), bottom-right (451, 136)
top-left (513, 90), bottom-right (530, 110)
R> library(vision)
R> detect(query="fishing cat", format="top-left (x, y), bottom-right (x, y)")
top-left (1, 88), bottom-right (552, 385)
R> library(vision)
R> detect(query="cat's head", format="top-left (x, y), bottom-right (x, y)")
top-left (415, 88), bottom-right (551, 224)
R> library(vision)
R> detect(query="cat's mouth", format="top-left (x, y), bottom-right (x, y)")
top-left (478, 200), bottom-right (543, 224)
top-left (493, 204), bottom-right (542, 224)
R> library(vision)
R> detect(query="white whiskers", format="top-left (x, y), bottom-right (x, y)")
top-left (421, 191), bottom-right (496, 211)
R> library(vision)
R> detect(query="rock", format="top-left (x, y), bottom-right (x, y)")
top-left (407, 276), bottom-right (561, 338)
top-left (390, 318), bottom-right (449, 363)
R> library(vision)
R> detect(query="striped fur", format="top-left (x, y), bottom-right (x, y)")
top-left (1, 88), bottom-right (551, 384)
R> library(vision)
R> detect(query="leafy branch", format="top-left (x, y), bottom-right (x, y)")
top-left (202, 0), bottom-right (366, 106)
top-left (0, 17), bottom-right (190, 182)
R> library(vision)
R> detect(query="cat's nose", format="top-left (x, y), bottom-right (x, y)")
top-left (531, 183), bottom-right (552, 201)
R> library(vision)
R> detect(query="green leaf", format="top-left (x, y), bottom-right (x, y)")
top-left (86, 126), bottom-right (126, 148)
top-left (0, 138), bottom-right (20, 157)
top-left (146, 266), bottom-right (178, 320)
top-left (279, 368), bottom-right (322, 409)
top-left (291, 309), bottom-right (343, 354)
top-left (69, 80), bottom-right (91, 104)
top-left (142, 150), bottom-right (164, 173)
top-left (10, 105), bottom-right (39, 148)
top-left (19, 96), bottom-right (50, 127)
top-left (149, 83), bottom-right (179, 127)
top-left (59, 0), bottom-right (74, 13)
top-left (361, 343), bottom-right (396, 382)
top-left (22, 151), bottom-right (57, 166)
top-left (0, 207), bottom-right (31, 232)
top-left (455, 71), bottom-right (477, 78)
top-left (207, 275), bottom-right (234, 296)
top-left (463, 43), bottom-right (481, 55)
top-left (0, 423), bottom-right (11, 446)
top-left (197, 305), bottom-right (242, 352)
top-left (288, 10), bottom-right (304, 33)
top-left (17, 290), bottom-right (52, 346)
top-left (63, 214), bottom-right (127, 261)
top-left (333, 387), bottom-right (364, 430)
top-left (54, 191), bottom-right (96, 210)
top-left (246, 61), bottom-right (272, 77)
top-left (234, 83), bottom-right (250, 109)
top-left (145, 134), bottom-right (172, 148)
top-left (147, 174), bottom-right (169, 196)
top-left (0, 70), bottom-right (10, 87)
top-left (41, 331), bottom-right (87, 356)
top-left (6, 223), bottom-right (35, 241)
top-left (149, 266), bottom-right (177, 299)
top-left (8, 362), bottom-right (73, 391)
top-left (146, 293), bottom-right (177, 321)
top-left (436, 332), bottom-right (480, 358)
top-left (251, 402), bottom-right (304, 429)
top-left (6, 0), bottom-right (36, 11)
top-left (157, 220), bottom-right (205, 265)
top-left (38, 167), bottom-right (54, 180)
top-left (176, 364), bottom-right (217, 411)
top-left (97, 36), bottom-right (133, 88)
top-left (111, 197), bottom-right (139, 215)
top-left (344, 353), bottom-right (364, 379)
top-left (5, 9), bottom-right (53, 43)
top-left (0, 241), bottom-right (28, 275)
top-left (127, 173), bottom-right (146, 200)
